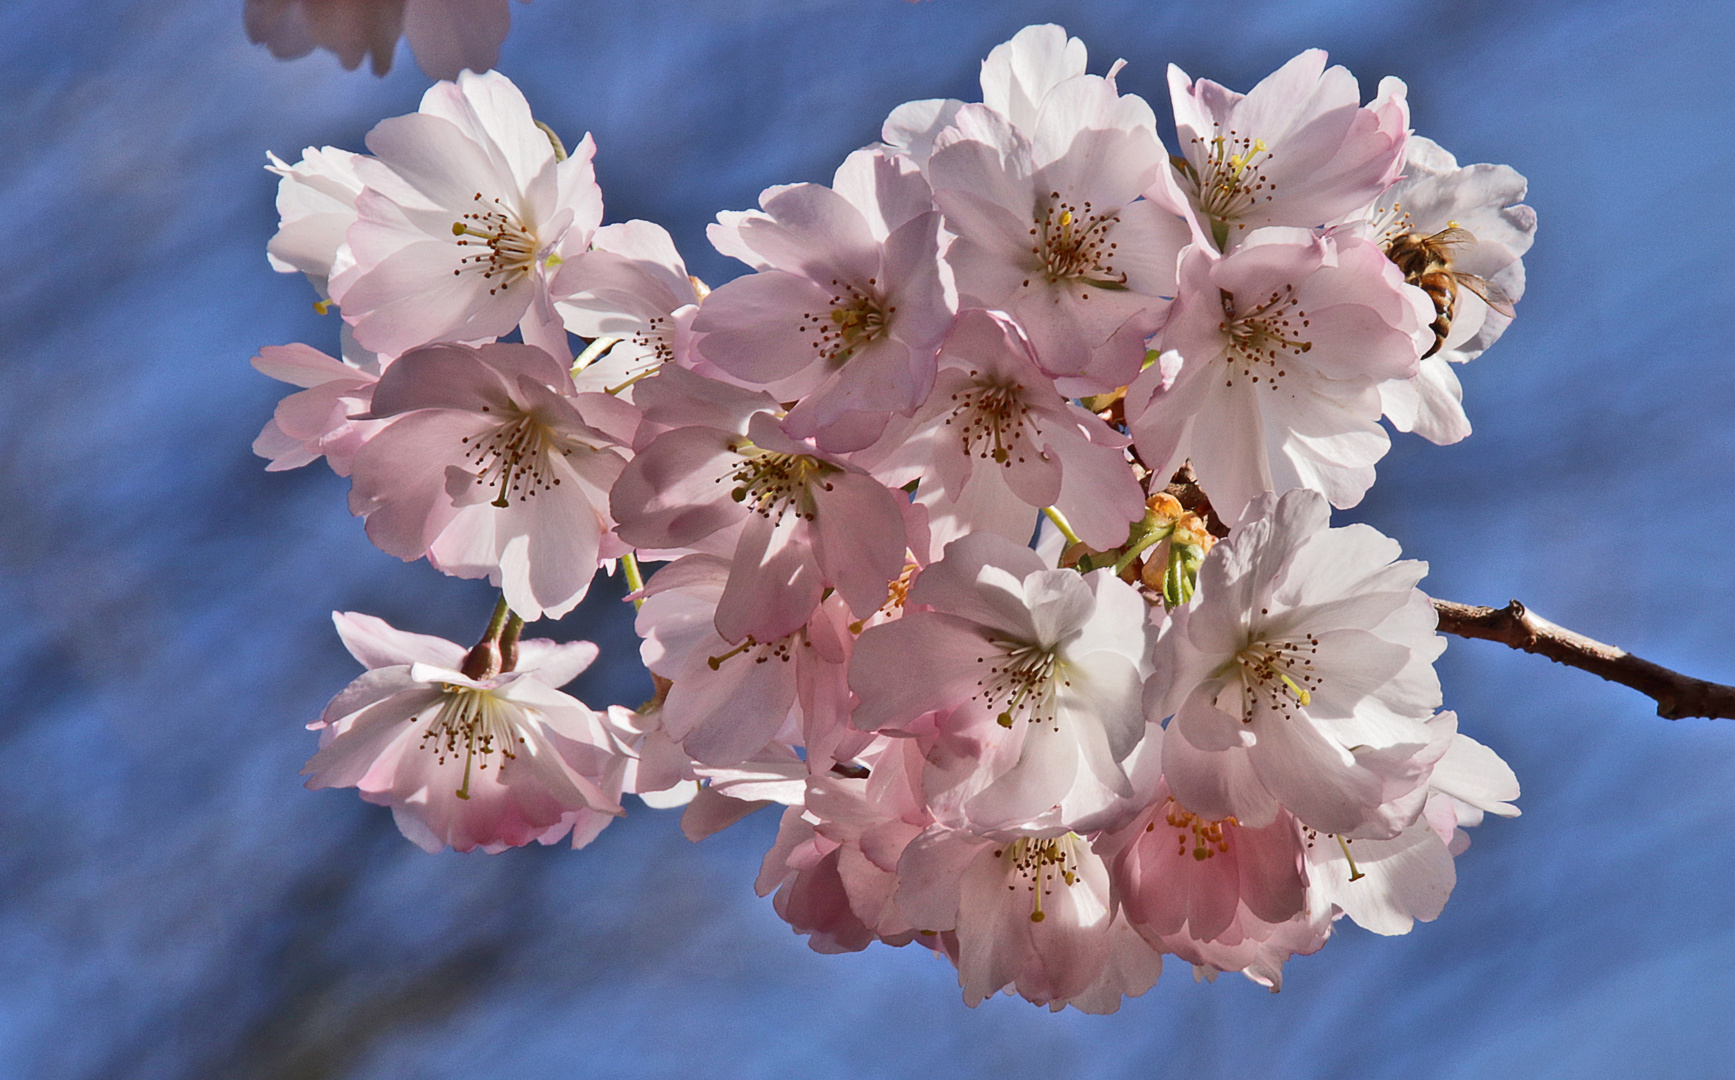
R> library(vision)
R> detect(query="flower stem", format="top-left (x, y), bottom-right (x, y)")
top-left (623, 551), bottom-right (646, 610)
top-left (460, 596), bottom-right (514, 680)
top-left (1111, 522), bottom-right (1175, 577)
top-left (500, 612), bottom-right (524, 674)
top-left (572, 336), bottom-right (619, 374)
top-left (1042, 507), bottom-right (1082, 548)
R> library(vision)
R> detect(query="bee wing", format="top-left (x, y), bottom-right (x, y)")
top-left (1454, 272), bottom-right (1517, 318)
top-left (1425, 226), bottom-right (1478, 249)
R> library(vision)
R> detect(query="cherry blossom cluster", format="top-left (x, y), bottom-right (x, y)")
top-left (257, 25), bottom-right (1536, 1011)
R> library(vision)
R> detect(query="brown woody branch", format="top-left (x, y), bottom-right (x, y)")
top-left (1433, 599), bottom-right (1735, 720)
top-left (1159, 464), bottom-right (1735, 719)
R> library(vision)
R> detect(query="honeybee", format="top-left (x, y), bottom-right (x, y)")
top-left (1382, 224), bottom-right (1516, 358)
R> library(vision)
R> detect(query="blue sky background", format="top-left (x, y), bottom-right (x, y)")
top-left (3, 1), bottom-right (1734, 1077)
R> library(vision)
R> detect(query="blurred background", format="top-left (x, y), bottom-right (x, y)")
top-left (3, 0), bottom-right (1733, 1076)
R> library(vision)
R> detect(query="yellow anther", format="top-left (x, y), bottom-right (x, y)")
top-left (312, 299), bottom-right (332, 316)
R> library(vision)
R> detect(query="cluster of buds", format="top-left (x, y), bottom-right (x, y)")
top-left (257, 25), bottom-right (1533, 1010)
top-left (1060, 487), bottom-right (1215, 607)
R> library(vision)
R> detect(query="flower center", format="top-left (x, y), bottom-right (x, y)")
top-left (422, 686), bottom-right (526, 799)
top-left (722, 446), bottom-right (834, 523)
top-left (1219, 286), bottom-right (1312, 389)
top-left (1179, 125), bottom-right (1276, 237)
top-left (944, 373), bottom-right (1042, 467)
top-left (974, 638), bottom-right (1066, 730)
top-left (1230, 633), bottom-right (1322, 723)
top-left (459, 408), bottom-right (569, 507)
top-left (452, 193), bottom-right (542, 295)
top-left (800, 279), bottom-right (894, 365)
top-left (993, 835), bottom-right (1082, 923)
top-left (1161, 798), bottom-right (1239, 861)
top-left (1028, 193), bottom-right (1126, 289)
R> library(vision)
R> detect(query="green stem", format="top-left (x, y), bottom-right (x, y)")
top-left (500, 612), bottom-right (524, 673)
top-left (572, 336), bottom-right (619, 374)
top-left (482, 596), bottom-right (510, 642)
top-left (623, 551), bottom-right (646, 610)
top-left (1042, 507), bottom-right (1082, 548)
top-left (460, 596), bottom-right (514, 680)
top-left (1111, 523), bottom-right (1174, 577)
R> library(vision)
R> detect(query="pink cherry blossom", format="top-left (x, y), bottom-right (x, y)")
top-left (850, 532), bottom-right (1152, 834)
top-left (303, 611), bottom-right (623, 854)
top-left (246, 0), bottom-right (518, 80)
top-left (251, 341), bottom-right (383, 476)
top-left (1148, 489), bottom-right (1448, 839)
top-left (612, 405), bottom-right (908, 643)
top-left (346, 342), bottom-right (632, 620)
top-left (1151, 50), bottom-right (1409, 250)
top-left (927, 82), bottom-right (1188, 390)
top-left (552, 220), bottom-right (704, 399)
top-left (695, 149), bottom-right (955, 451)
top-left (895, 826), bottom-right (1163, 1012)
top-left (859, 309), bottom-right (1144, 553)
top-left (329, 71), bottom-right (601, 359)
top-left (753, 754), bottom-right (934, 954)
top-left (1105, 772), bottom-right (1322, 982)
top-left (1125, 226), bottom-right (1431, 524)
top-left (634, 554), bottom-right (861, 768)
top-left (879, 24), bottom-right (1089, 171)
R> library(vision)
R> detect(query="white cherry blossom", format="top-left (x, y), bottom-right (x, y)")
top-left (1357, 136), bottom-right (1537, 444)
top-left (1125, 226), bottom-right (1432, 523)
top-left (329, 71), bottom-right (601, 360)
top-left (1151, 50), bottom-right (1409, 250)
top-left (850, 532), bottom-right (1152, 834)
top-left (1149, 489), bottom-right (1448, 839)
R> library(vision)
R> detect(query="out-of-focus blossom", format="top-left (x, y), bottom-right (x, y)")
top-left (304, 611), bottom-right (623, 853)
top-left (1152, 50), bottom-right (1408, 250)
top-left (329, 71), bottom-right (600, 359)
top-left (1125, 227), bottom-right (1431, 524)
top-left (346, 342), bottom-right (632, 620)
top-left (246, 0), bottom-right (520, 80)
top-left (1148, 489), bottom-right (1447, 839)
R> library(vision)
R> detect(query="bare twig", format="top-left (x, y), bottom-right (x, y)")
top-left (1433, 599), bottom-right (1735, 720)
